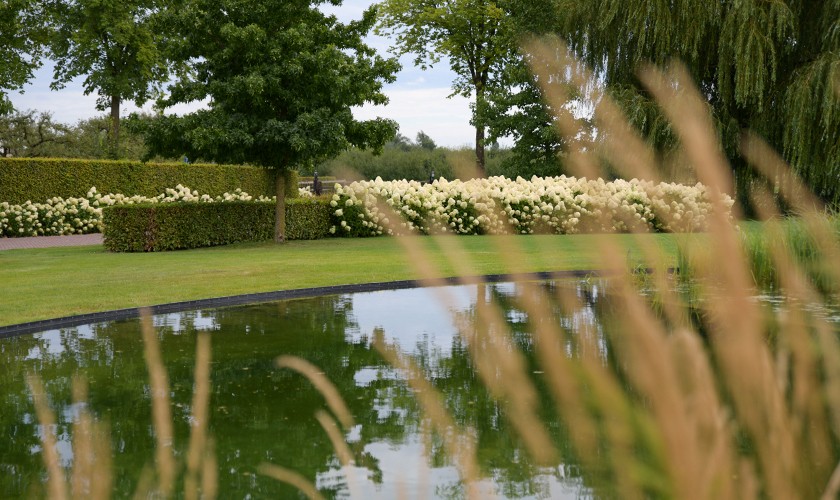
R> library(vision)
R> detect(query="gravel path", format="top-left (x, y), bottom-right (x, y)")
top-left (0, 233), bottom-right (104, 251)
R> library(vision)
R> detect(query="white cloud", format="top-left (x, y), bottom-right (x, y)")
top-left (354, 87), bottom-right (476, 148)
top-left (10, 86), bottom-right (98, 123)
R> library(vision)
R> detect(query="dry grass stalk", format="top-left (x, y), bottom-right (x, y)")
top-left (69, 377), bottom-right (93, 499)
top-left (27, 374), bottom-right (70, 500)
top-left (526, 38), bottom-right (659, 183)
top-left (70, 376), bottom-right (112, 500)
top-left (637, 64), bottom-right (804, 498)
top-left (372, 327), bottom-right (482, 498)
top-left (275, 355), bottom-right (355, 430)
top-left (462, 283), bottom-right (558, 465)
top-left (374, 195), bottom-right (571, 469)
top-left (258, 464), bottom-right (326, 500)
top-left (201, 438), bottom-right (218, 499)
top-left (314, 410), bottom-right (360, 497)
top-left (606, 245), bottom-right (738, 498)
top-left (741, 137), bottom-right (840, 464)
top-left (140, 308), bottom-right (176, 497)
top-left (131, 467), bottom-right (156, 500)
top-left (746, 183), bottom-right (837, 495)
top-left (185, 331), bottom-right (213, 500)
top-left (523, 41), bottom-right (739, 496)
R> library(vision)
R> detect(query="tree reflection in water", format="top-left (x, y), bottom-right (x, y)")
top-left (0, 280), bottom-right (618, 498)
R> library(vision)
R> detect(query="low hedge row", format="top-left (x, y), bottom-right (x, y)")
top-left (103, 202), bottom-right (274, 251)
top-left (103, 198), bottom-right (332, 252)
top-left (0, 157), bottom-right (277, 204)
top-left (285, 198), bottom-right (332, 240)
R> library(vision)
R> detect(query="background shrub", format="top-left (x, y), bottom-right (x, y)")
top-left (0, 157), bottom-right (276, 204)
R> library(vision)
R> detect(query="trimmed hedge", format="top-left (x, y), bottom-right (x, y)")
top-left (0, 157), bottom-right (276, 204)
top-left (285, 197), bottom-right (332, 240)
top-left (103, 202), bottom-right (275, 251)
top-left (103, 198), bottom-right (331, 251)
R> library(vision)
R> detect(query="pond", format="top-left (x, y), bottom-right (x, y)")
top-left (0, 280), bottom-right (615, 498)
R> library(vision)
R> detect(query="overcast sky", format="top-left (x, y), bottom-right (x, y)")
top-left (7, 0), bottom-right (491, 148)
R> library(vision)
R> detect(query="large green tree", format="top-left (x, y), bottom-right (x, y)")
top-left (478, 0), bottom-right (596, 179)
top-left (376, 0), bottom-right (516, 175)
top-left (479, 65), bottom-right (571, 179)
top-left (550, 0), bottom-right (840, 205)
top-left (46, 0), bottom-right (172, 158)
top-left (137, 0), bottom-right (399, 242)
top-left (0, 0), bottom-right (47, 115)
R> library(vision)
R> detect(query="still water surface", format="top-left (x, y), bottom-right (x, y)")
top-left (0, 281), bottom-right (609, 498)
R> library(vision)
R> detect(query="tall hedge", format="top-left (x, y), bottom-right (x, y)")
top-left (103, 198), bottom-right (331, 252)
top-left (0, 157), bottom-right (276, 204)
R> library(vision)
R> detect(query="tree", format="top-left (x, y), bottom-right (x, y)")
top-left (416, 130), bottom-right (437, 150)
top-left (480, 53), bottom-right (581, 178)
top-left (388, 133), bottom-right (414, 151)
top-left (0, 111), bottom-right (153, 159)
top-left (0, 0), bottom-right (47, 115)
top-left (136, 0), bottom-right (399, 242)
top-left (0, 110), bottom-right (72, 157)
top-left (376, 0), bottom-right (517, 175)
top-left (477, 0), bottom-right (583, 178)
top-left (550, 0), bottom-right (840, 205)
top-left (46, 0), bottom-right (172, 158)
top-left (63, 115), bottom-right (139, 159)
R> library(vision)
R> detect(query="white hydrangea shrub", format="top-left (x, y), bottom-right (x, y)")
top-left (329, 176), bottom-right (732, 237)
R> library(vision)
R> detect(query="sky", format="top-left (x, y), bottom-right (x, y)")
top-left (7, 0), bottom-right (489, 149)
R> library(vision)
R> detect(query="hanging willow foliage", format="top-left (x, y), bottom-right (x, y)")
top-left (549, 0), bottom-right (840, 206)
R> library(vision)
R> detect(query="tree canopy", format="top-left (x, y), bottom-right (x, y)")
top-left (376, 0), bottom-right (516, 175)
top-left (478, 0), bottom-right (581, 178)
top-left (137, 0), bottom-right (400, 241)
top-left (549, 0), bottom-right (840, 205)
top-left (0, 0), bottom-right (47, 115)
top-left (46, 0), bottom-right (172, 158)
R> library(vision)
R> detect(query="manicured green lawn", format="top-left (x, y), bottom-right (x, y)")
top-left (0, 233), bottom-right (687, 326)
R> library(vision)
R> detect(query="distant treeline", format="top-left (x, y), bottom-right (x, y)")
top-left (315, 132), bottom-right (566, 182)
top-left (0, 111), bottom-right (570, 181)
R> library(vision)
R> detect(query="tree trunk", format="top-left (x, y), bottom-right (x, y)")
top-left (109, 95), bottom-right (120, 159)
top-left (474, 87), bottom-right (487, 176)
top-left (475, 125), bottom-right (486, 176)
top-left (274, 170), bottom-right (286, 243)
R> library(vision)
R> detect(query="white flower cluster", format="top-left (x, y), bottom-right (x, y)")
top-left (329, 176), bottom-right (733, 236)
top-left (0, 185), bottom-right (271, 237)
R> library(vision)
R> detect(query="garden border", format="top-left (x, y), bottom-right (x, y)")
top-left (0, 268), bottom-right (656, 338)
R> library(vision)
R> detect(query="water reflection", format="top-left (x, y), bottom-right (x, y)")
top-left (0, 281), bottom-right (608, 498)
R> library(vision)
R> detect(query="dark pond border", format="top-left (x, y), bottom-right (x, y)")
top-left (0, 269), bottom-right (638, 338)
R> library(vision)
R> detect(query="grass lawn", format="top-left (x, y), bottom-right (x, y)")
top-left (0, 233), bottom-right (689, 326)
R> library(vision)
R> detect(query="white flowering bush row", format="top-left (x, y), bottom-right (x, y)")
top-left (0, 185), bottom-right (272, 237)
top-left (329, 176), bottom-right (733, 236)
